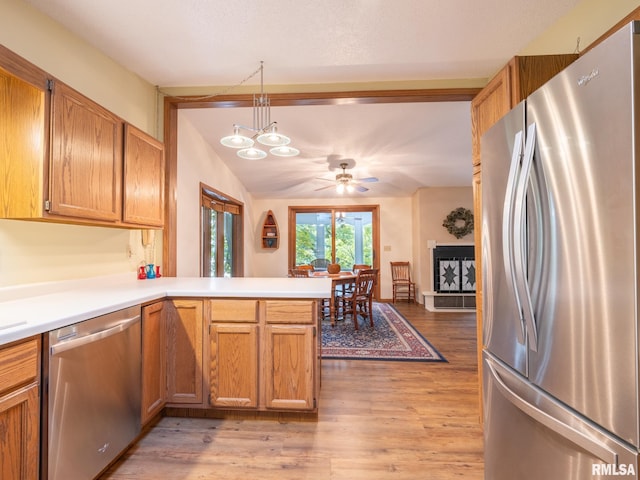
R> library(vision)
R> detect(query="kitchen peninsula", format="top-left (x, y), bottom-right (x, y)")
top-left (0, 274), bottom-right (330, 480)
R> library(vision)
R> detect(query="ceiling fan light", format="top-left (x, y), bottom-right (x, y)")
top-left (221, 126), bottom-right (254, 149)
top-left (237, 147), bottom-right (267, 160)
top-left (346, 184), bottom-right (355, 193)
top-left (270, 145), bottom-right (300, 157)
top-left (257, 125), bottom-right (291, 147)
top-left (336, 184), bottom-right (345, 194)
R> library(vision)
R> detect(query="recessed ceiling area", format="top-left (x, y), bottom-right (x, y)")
top-left (180, 100), bottom-right (473, 198)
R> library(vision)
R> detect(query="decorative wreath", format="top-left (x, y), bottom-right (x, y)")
top-left (442, 207), bottom-right (474, 239)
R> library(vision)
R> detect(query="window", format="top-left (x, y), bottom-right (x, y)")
top-left (288, 206), bottom-right (379, 273)
top-left (201, 184), bottom-right (243, 277)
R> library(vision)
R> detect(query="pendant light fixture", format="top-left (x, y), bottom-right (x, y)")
top-left (220, 62), bottom-right (298, 159)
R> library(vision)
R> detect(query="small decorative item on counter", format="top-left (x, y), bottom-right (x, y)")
top-left (155, 265), bottom-right (162, 278)
top-left (138, 265), bottom-right (147, 280)
top-left (327, 263), bottom-right (341, 274)
top-left (146, 264), bottom-right (156, 279)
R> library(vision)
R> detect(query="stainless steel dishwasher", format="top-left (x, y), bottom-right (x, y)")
top-left (48, 305), bottom-right (141, 480)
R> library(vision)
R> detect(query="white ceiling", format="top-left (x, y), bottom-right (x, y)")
top-left (24, 0), bottom-right (582, 198)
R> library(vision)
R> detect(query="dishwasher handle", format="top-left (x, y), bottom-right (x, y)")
top-left (50, 315), bottom-right (140, 356)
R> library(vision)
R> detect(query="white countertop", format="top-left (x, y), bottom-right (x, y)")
top-left (0, 274), bottom-right (332, 346)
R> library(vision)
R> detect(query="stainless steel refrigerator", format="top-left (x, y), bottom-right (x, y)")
top-left (482, 21), bottom-right (640, 479)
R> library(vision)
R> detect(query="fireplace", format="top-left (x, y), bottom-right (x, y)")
top-left (433, 245), bottom-right (476, 293)
top-left (424, 245), bottom-right (476, 311)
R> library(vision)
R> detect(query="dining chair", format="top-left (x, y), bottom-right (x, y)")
top-left (289, 268), bottom-right (311, 278)
top-left (342, 268), bottom-right (378, 330)
top-left (390, 261), bottom-right (416, 303)
top-left (352, 264), bottom-right (371, 274)
top-left (310, 258), bottom-right (330, 270)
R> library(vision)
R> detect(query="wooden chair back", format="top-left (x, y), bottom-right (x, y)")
top-left (352, 264), bottom-right (371, 275)
top-left (354, 268), bottom-right (378, 299)
top-left (289, 268), bottom-right (311, 278)
top-left (390, 261), bottom-right (412, 283)
top-left (310, 258), bottom-right (330, 270)
top-left (390, 261), bottom-right (416, 302)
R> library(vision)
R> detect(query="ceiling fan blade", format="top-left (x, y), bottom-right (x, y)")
top-left (356, 177), bottom-right (378, 183)
top-left (314, 177), bottom-right (335, 182)
top-left (314, 184), bottom-right (337, 191)
top-left (354, 184), bottom-right (369, 192)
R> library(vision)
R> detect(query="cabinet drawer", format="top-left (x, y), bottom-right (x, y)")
top-left (0, 337), bottom-right (39, 396)
top-left (264, 300), bottom-right (315, 324)
top-left (210, 299), bottom-right (258, 323)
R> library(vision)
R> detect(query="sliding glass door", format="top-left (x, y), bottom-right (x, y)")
top-left (289, 206), bottom-right (379, 272)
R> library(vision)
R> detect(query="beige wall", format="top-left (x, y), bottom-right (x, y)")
top-left (413, 187), bottom-right (474, 296)
top-left (0, 0), bottom-right (638, 287)
top-left (172, 114), bottom-right (417, 299)
top-left (250, 196), bottom-right (413, 300)
top-left (176, 114), bottom-right (257, 277)
top-left (520, 0), bottom-right (640, 56)
top-left (0, 0), bottom-right (160, 286)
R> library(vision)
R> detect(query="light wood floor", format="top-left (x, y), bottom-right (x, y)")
top-left (100, 303), bottom-right (484, 480)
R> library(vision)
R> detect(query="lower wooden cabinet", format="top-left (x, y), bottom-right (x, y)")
top-left (209, 299), bottom-right (318, 412)
top-left (141, 301), bottom-right (167, 424)
top-left (0, 337), bottom-right (40, 480)
top-left (210, 323), bottom-right (259, 408)
top-left (166, 299), bottom-right (204, 405)
top-left (263, 324), bottom-right (316, 410)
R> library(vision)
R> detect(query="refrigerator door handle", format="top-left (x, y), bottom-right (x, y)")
top-left (501, 130), bottom-right (526, 345)
top-left (486, 357), bottom-right (618, 466)
top-left (513, 123), bottom-right (538, 351)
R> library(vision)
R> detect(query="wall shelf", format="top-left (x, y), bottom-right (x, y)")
top-left (261, 210), bottom-right (279, 249)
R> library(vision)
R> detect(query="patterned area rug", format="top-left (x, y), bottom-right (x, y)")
top-left (321, 302), bottom-right (446, 362)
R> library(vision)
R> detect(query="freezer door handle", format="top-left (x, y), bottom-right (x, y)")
top-left (513, 123), bottom-right (538, 351)
top-left (486, 357), bottom-right (618, 465)
top-left (501, 130), bottom-right (526, 345)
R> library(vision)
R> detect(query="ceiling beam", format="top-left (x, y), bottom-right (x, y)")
top-left (164, 88), bottom-right (481, 110)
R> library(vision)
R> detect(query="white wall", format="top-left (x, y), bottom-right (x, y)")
top-left (176, 114), bottom-right (257, 277)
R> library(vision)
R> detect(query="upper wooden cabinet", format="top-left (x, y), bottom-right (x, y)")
top-left (123, 124), bottom-right (165, 227)
top-left (0, 64), bottom-right (47, 220)
top-left (471, 55), bottom-right (578, 166)
top-left (0, 45), bottom-right (165, 229)
top-left (50, 80), bottom-right (123, 222)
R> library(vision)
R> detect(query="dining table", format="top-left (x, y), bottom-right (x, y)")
top-left (311, 270), bottom-right (356, 326)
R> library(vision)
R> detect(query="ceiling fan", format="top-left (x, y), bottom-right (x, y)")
top-left (314, 162), bottom-right (379, 193)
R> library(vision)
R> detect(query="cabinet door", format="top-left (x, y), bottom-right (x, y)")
top-left (263, 325), bottom-right (316, 411)
top-left (470, 65), bottom-right (512, 166)
top-left (141, 301), bottom-right (166, 424)
top-left (123, 124), bottom-right (165, 227)
top-left (472, 166), bottom-right (484, 418)
top-left (49, 81), bottom-right (123, 221)
top-left (0, 66), bottom-right (46, 219)
top-left (166, 300), bottom-right (203, 405)
top-left (210, 323), bottom-right (259, 408)
top-left (0, 383), bottom-right (39, 480)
